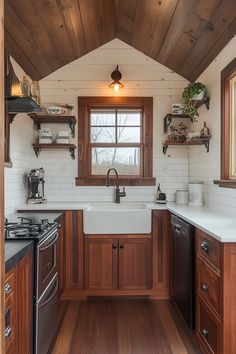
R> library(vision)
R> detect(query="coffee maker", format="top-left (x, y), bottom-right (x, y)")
top-left (27, 167), bottom-right (46, 204)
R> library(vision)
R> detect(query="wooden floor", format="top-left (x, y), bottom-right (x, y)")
top-left (50, 299), bottom-right (201, 354)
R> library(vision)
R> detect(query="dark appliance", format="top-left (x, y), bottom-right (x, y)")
top-left (5, 214), bottom-right (59, 354)
top-left (171, 214), bottom-right (195, 329)
top-left (27, 168), bottom-right (46, 204)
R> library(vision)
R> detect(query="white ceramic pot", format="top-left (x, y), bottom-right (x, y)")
top-left (192, 90), bottom-right (205, 101)
top-left (176, 189), bottom-right (189, 205)
top-left (189, 181), bottom-right (203, 206)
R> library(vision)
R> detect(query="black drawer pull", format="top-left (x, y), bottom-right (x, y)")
top-left (112, 244), bottom-right (118, 249)
top-left (119, 244), bottom-right (124, 249)
top-left (4, 283), bottom-right (12, 294)
top-left (201, 241), bottom-right (209, 252)
top-left (5, 326), bottom-right (12, 339)
top-left (201, 328), bottom-right (209, 337)
top-left (201, 284), bottom-right (209, 292)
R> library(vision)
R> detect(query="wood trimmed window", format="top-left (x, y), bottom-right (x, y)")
top-left (76, 97), bottom-right (155, 186)
top-left (214, 58), bottom-right (236, 188)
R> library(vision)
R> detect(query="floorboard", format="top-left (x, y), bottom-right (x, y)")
top-left (50, 299), bottom-right (201, 354)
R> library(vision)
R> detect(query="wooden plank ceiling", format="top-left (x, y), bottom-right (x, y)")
top-left (5, 0), bottom-right (236, 82)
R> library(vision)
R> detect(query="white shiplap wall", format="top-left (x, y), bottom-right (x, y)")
top-left (5, 39), bottom-right (190, 212)
top-left (4, 60), bottom-right (39, 215)
top-left (38, 39), bottom-right (189, 203)
top-left (189, 35), bottom-right (236, 212)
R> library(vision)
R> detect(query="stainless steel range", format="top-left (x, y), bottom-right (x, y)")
top-left (5, 214), bottom-right (59, 354)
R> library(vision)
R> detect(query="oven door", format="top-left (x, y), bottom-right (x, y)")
top-left (36, 273), bottom-right (58, 354)
top-left (37, 229), bottom-right (58, 300)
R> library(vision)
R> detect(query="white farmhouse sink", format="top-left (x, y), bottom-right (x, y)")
top-left (83, 203), bottom-right (151, 234)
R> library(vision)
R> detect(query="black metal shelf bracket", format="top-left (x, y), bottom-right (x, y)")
top-left (164, 116), bottom-right (172, 133)
top-left (163, 144), bottom-right (168, 155)
top-left (204, 97), bottom-right (210, 110)
top-left (69, 147), bottom-right (75, 159)
top-left (69, 122), bottom-right (75, 138)
top-left (203, 139), bottom-right (210, 152)
top-left (33, 147), bottom-right (40, 158)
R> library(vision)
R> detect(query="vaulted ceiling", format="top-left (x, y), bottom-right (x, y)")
top-left (5, 0), bottom-right (236, 82)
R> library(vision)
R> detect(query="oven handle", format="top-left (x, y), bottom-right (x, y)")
top-left (39, 232), bottom-right (58, 251)
top-left (39, 277), bottom-right (58, 309)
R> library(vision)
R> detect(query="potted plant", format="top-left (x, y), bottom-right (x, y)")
top-left (182, 82), bottom-right (206, 121)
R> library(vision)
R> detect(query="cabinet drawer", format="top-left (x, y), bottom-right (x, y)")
top-left (197, 257), bottom-right (221, 314)
top-left (197, 296), bottom-right (221, 354)
top-left (196, 229), bottom-right (220, 270)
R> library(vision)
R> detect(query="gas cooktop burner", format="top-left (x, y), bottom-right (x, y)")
top-left (5, 217), bottom-right (58, 241)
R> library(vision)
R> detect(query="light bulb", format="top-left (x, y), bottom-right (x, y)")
top-left (114, 83), bottom-right (120, 92)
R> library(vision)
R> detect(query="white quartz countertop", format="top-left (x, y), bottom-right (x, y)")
top-left (17, 201), bottom-right (236, 242)
top-left (167, 203), bottom-right (236, 243)
top-left (17, 201), bottom-right (167, 211)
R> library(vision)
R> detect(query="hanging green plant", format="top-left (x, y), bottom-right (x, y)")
top-left (182, 82), bottom-right (206, 121)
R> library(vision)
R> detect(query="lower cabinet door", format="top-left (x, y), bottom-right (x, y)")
top-left (118, 238), bottom-right (152, 290)
top-left (85, 238), bottom-right (118, 290)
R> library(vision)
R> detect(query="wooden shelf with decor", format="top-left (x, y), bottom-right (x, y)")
top-left (163, 136), bottom-right (210, 154)
top-left (164, 97), bottom-right (210, 133)
top-left (164, 113), bottom-right (191, 133)
top-left (32, 143), bottom-right (76, 159)
top-left (29, 113), bottom-right (77, 137)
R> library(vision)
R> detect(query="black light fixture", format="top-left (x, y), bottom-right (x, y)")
top-left (109, 65), bottom-right (124, 92)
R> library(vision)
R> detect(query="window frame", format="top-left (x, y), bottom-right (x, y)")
top-left (76, 96), bottom-right (155, 186)
top-left (214, 58), bottom-right (236, 188)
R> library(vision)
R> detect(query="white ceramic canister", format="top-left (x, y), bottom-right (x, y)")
top-left (176, 189), bottom-right (189, 205)
top-left (189, 181), bottom-right (204, 206)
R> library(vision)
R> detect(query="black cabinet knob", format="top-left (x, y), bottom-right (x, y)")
top-left (201, 328), bottom-right (208, 337)
top-left (112, 244), bottom-right (118, 249)
top-left (119, 244), bottom-right (124, 249)
top-left (201, 241), bottom-right (209, 252)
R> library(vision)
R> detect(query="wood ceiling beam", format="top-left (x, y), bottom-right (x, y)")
top-left (179, 0), bottom-right (236, 81)
top-left (131, 0), bottom-right (179, 60)
top-left (4, 0), bottom-right (236, 81)
top-left (56, 0), bottom-right (87, 59)
top-left (5, 30), bottom-right (42, 80)
top-left (115, 0), bottom-right (139, 45)
top-left (165, 0), bottom-right (222, 76)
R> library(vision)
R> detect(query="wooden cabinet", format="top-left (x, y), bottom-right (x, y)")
top-left (195, 228), bottom-right (236, 354)
top-left (61, 210), bottom-right (170, 299)
top-left (84, 236), bottom-right (152, 291)
top-left (5, 251), bottom-right (33, 354)
top-left (119, 238), bottom-right (152, 290)
top-left (16, 253), bottom-right (33, 354)
top-left (64, 211), bottom-right (84, 291)
top-left (85, 238), bottom-right (118, 290)
top-left (152, 210), bottom-right (170, 298)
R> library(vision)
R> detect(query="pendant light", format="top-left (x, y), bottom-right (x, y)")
top-left (109, 65), bottom-right (124, 92)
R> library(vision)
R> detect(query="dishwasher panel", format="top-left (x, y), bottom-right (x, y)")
top-left (171, 215), bottom-right (195, 329)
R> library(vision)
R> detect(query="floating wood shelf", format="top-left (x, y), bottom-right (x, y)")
top-left (163, 137), bottom-right (210, 154)
top-left (32, 143), bottom-right (76, 159)
top-left (193, 96), bottom-right (210, 110)
top-left (29, 113), bottom-right (77, 137)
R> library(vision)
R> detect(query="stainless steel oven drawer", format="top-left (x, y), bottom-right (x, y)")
top-left (36, 273), bottom-right (58, 354)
